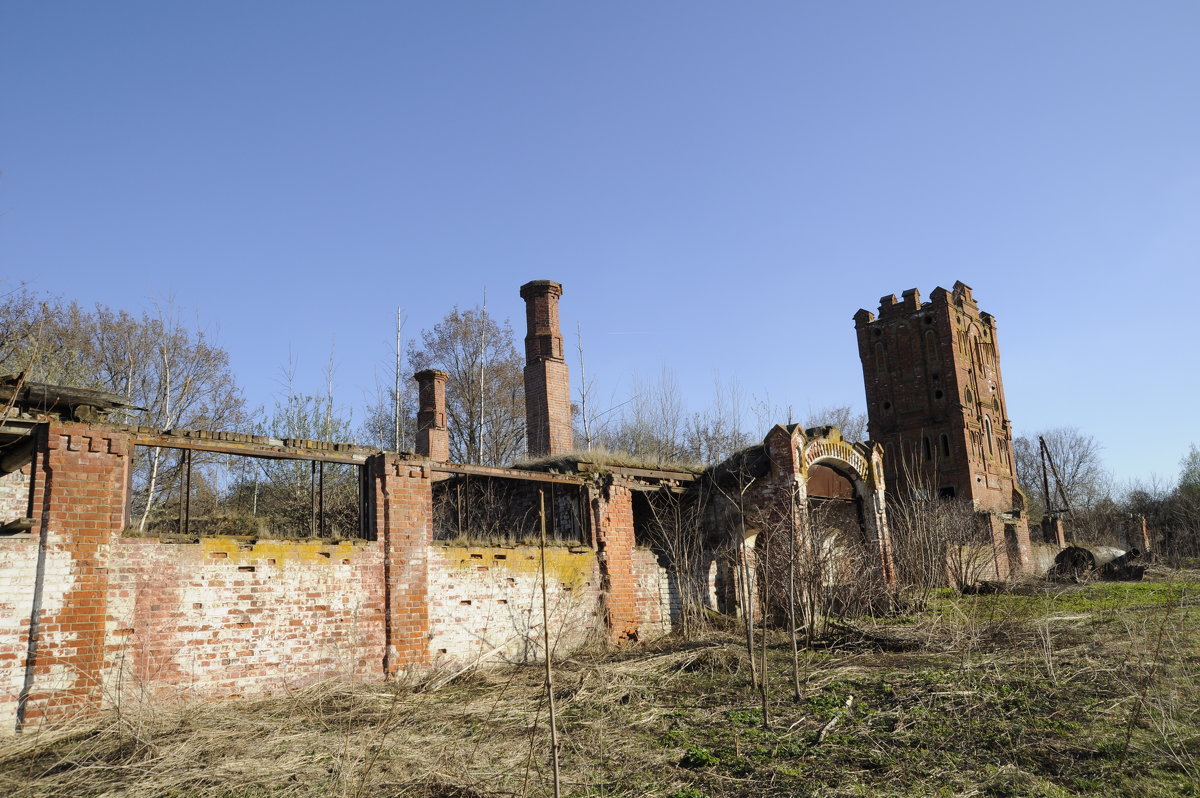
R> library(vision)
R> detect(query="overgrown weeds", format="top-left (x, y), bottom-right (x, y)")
top-left (2, 569), bottom-right (1198, 797)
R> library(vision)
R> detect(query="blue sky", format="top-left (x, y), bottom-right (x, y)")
top-left (3, 2), bottom-right (1198, 485)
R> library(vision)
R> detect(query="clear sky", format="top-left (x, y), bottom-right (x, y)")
top-left (3, 2), bottom-right (1198, 485)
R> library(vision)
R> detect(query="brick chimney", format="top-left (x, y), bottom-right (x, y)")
top-left (520, 280), bottom-right (572, 457)
top-left (413, 369), bottom-right (449, 462)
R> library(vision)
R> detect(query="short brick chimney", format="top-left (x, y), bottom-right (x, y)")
top-left (520, 280), bottom-right (572, 457)
top-left (413, 369), bottom-right (449, 462)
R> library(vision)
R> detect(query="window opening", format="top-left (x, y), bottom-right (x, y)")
top-left (129, 445), bottom-right (367, 539)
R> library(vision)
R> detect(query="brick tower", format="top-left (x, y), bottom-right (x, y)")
top-left (854, 281), bottom-right (1032, 576)
top-left (520, 280), bottom-right (572, 457)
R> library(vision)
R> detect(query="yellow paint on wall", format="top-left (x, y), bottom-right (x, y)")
top-left (438, 545), bottom-right (594, 588)
top-left (197, 536), bottom-right (371, 564)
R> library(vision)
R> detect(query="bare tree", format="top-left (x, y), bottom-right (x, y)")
top-left (406, 305), bottom-right (525, 466)
top-left (1013, 427), bottom-right (1109, 514)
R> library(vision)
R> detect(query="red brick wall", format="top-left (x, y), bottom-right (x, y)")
top-left (0, 425), bottom-right (670, 730)
top-left (102, 537), bottom-right (385, 704)
top-left (593, 481), bottom-right (639, 642)
top-left (373, 455), bottom-right (432, 673)
top-left (17, 423), bottom-right (129, 727)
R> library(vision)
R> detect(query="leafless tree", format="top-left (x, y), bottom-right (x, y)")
top-left (1013, 427), bottom-right (1110, 514)
top-left (361, 305), bottom-right (521, 465)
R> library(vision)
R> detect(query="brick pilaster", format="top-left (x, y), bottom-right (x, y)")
top-left (591, 479), bottom-right (638, 643)
top-left (372, 454), bottom-right (432, 673)
top-left (18, 422), bottom-right (129, 728)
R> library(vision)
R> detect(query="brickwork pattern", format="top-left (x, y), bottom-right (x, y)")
top-left (0, 423), bottom-right (666, 730)
top-left (102, 538), bottom-right (385, 704)
top-left (855, 282), bottom-right (1032, 576)
top-left (0, 466), bottom-right (31, 523)
top-left (427, 544), bottom-right (599, 662)
top-left (593, 482), bottom-right (639, 642)
top-left (521, 280), bottom-right (572, 457)
top-left (373, 455), bottom-right (432, 673)
top-left (631, 548), bottom-right (675, 638)
top-left (414, 369), bottom-right (449, 462)
top-left (18, 423), bottom-right (129, 726)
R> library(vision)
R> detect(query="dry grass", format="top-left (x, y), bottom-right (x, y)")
top-left (3, 570), bottom-right (1199, 797)
top-left (513, 447), bottom-right (704, 475)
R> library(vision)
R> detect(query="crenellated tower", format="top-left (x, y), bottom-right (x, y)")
top-left (854, 281), bottom-right (1031, 576)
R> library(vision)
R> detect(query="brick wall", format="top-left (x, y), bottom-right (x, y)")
top-left (0, 466), bottom-right (31, 523)
top-left (0, 425), bottom-right (665, 731)
top-left (427, 544), bottom-right (600, 663)
top-left (631, 548), bottom-right (674, 638)
top-left (373, 455), bottom-right (432, 673)
top-left (102, 537), bottom-right (385, 705)
top-left (594, 481), bottom-right (639, 642)
top-left (17, 423), bottom-right (129, 727)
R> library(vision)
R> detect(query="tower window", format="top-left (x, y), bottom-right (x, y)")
top-left (922, 436), bottom-right (932, 462)
top-left (940, 433), bottom-right (951, 459)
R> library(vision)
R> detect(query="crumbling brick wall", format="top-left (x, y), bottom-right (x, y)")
top-left (0, 422), bottom-right (664, 731)
top-left (102, 537), bottom-right (385, 704)
top-left (631, 548), bottom-right (675, 638)
top-left (0, 466), bottom-right (31, 524)
top-left (426, 544), bottom-right (600, 663)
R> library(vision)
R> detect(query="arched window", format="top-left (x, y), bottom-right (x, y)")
top-left (874, 342), bottom-right (886, 375)
top-left (922, 436), bottom-right (932, 461)
top-left (940, 433), bottom-right (951, 460)
top-left (924, 329), bottom-right (939, 370)
top-left (983, 416), bottom-right (994, 456)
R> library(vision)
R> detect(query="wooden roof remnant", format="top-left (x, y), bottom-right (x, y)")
top-left (0, 373), bottom-right (143, 422)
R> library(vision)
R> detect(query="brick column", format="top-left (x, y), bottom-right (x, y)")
top-left (413, 369), bottom-right (449, 462)
top-left (372, 454), bottom-right (432, 674)
top-left (521, 280), bottom-right (572, 457)
top-left (18, 422), bottom-right (129, 729)
top-left (591, 479), bottom-right (638, 643)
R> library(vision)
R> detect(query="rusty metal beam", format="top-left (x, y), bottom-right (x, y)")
top-left (132, 432), bottom-right (372, 464)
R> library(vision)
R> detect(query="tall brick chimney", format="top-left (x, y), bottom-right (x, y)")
top-left (414, 369), bottom-right (449, 462)
top-left (520, 280), bottom-right (572, 457)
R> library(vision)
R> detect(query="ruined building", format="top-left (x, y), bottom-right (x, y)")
top-left (854, 281), bottom-right (1033, 577)
top-left (4, 276), bottom-right (1061, 730)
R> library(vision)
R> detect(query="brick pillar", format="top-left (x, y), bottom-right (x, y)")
top-left (591, 479), bottom-right (638, 643)
top-left (520, 280), bottom-right (572, 457)
top-left (413, 369), bottom-right (449, 462)
top-left (371, 454), bottom-right (432, 674)
top-left (18, 422), bottom-right (129, 729)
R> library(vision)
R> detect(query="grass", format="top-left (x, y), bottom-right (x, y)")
top-left (513, 447), bottom-right (705, 474)
top-left (2, 569), bottom-right (1198, 797)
